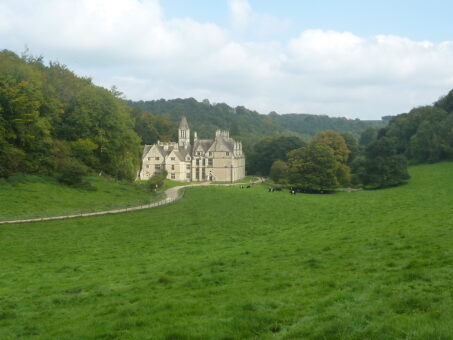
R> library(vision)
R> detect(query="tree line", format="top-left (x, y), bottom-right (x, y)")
top-left (128, 98), bottom-right (387, 150)
top-left (0, 50), bottom-right (174, 184)
top-left (2, 48), bottom-right (451, 190)
top-left (252, 89), bottom-right (453, 190)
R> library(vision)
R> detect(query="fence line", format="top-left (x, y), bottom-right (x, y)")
top-left (0, 177), bottom-right (258, 226)
top-left (0, 187), bottom-right (186, 225)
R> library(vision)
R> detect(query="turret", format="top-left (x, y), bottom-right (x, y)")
top-left (178, 116), bottom-right (190, 148)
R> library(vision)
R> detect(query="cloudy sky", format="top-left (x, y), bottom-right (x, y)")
top-left (1, 0), bottom-right (453, 119)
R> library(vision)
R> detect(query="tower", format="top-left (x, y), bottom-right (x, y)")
top-left (178, 116), bottom-right (190, 148)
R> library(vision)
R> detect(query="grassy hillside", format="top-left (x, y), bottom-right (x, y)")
top-left (0, 175), bottom-right (160, 220)
top-left (0, 163), bottom-right (452, 339)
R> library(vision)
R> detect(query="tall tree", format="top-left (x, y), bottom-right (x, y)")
top-left (248, 135), bottom-right (305, 175)
top-left (269, 160), bottom-right (288, 184)
top-left (311, 130), bottom-right (351, 185)
top-left (356, 137), bottom-right (410, 188)
top-left (287, 142), bottom-right (339, 191)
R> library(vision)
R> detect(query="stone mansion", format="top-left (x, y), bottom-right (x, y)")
top-left (139, 117), bottom-right (246, 182)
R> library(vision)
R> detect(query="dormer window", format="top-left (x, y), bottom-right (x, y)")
top-left (171, 157), bottom-right (175, 161)
top-left (208, 152), bottom-right (212, 156)
top-left (155, 157), bottom-right (160, 160)
top-left (226, 152), bottom-right (230, 156)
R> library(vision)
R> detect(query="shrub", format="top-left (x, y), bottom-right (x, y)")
top-left (148, 170), bottom-right (168, 191)
top-left (58, 159), bottom-right (89, 187)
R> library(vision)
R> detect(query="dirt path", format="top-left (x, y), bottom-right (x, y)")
top-left (0, 178), bottom-right (264, 225)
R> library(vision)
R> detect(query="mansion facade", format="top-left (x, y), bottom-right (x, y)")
top-left (139, 117), bottom-right (246, 182)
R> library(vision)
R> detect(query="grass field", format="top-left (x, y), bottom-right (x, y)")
top-left (0, 175), bottom-right (161, 220)
top-left (0, 163), bottom-right (452, 339)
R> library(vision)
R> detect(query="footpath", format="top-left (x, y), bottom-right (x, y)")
top-left (0, 179), bottom-right (263, 225)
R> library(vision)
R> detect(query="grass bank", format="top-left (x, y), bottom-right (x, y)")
top-left (0, 163), bottom-right (452, 339)
top-left (0, 175), bottom-right (161, 220)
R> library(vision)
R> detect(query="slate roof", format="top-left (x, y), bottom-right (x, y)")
top-left (193, 139), bottom-right (213, 153)
top-left (142, 145), bottom-right (152, 158)
top-left (178, 146), bottom-right (192, 160)
top-left (179, 116), bottom-right (189, 129)
top-left (208, 135), bottom-right (234, 152)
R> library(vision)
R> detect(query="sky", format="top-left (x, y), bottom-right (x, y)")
top-left (1, 0), bottom-right (453, 119)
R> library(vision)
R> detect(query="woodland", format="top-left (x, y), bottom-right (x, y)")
top-left (2, 49), bottom-right (453, 190)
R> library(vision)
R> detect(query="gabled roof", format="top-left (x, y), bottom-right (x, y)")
top-left (179, 116), bottom-right (189, 129)
top-left (168, 145), bottom-right (192, 161)
top-left (207, 136), bottom-right (234, 152)
top-left (193, 139), bottom-right (213, 153)
top-left (143, 144), bottom-right (166, 158)
top-left (179, 145), bottom-right (192, 160)
top-left (142, 145), bottom-right (152, 158)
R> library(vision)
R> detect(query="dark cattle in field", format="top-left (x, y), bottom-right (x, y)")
top-left (247, 185), bottom-right (251, 188)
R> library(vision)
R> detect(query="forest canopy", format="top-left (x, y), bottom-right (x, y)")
top-left (0, 50), bottom-right (141, 181)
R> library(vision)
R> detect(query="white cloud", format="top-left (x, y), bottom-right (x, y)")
top-left (1, 0), bottom-right (453, 119)
top-left (228, 0), bottom-right (252, 30)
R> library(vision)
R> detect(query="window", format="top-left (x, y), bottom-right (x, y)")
top-left (226, 152), bottom-right (230, 156)
top-left (186, 164), bottom-right (190, 170)
top-left (186, 173), bottom-right (191, 179)
top-left (208, 159), bottom-right (213, 166)
top-left (155, 157), bottom-right (160, 160)
top-left (208, 152), bottom-right (212, 156)
top-left (171, 174), bottom-right (175, 179)
top-left (146, 165), bottom-right (150, 168)
top-left (155, 164), bottom-right (160, 170)
top-left (196, 159), bottom-right (200, 166)
top-left (171, 165), bottom-right (175, 170)
top-left (148, 157), bottom-right (151, 160)
top-left (171, 157), bottom-right (175, 161)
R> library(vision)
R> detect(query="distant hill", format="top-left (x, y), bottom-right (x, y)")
top-left (128, 98), bottom-right (387, 145)
top-left (268, 112), bottom-right (386, 137)
top-left (128, 98), bottom-right (283, 147)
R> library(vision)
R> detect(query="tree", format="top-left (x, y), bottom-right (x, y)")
top-left (312, 130), bottom-right (351, 185)
top-left (134, 110), bottom-right (176, 145)
top-left (270, 160), bottom-right (288, 183)
top-left (248, 135), bottom-right (305, 175)
top-left (340, 132), bottom-right (359, 165)
top-left (435, 88), bottom-right (453, 114)
top-left (408, 120), bottom-right (442, 163)
top-left (357, 137), bottom-right (410, 188)
top-left (0, 50), bottom-right (142, 181)
top-left (359, 127), bottom-right (379, 147)
top-left (287, 142), bottom-right (339, 191)
top-left (312, 130), bottom-right (350, 163)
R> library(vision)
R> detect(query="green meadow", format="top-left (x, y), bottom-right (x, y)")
top-left (0, 175), bottom-right (161, 221)
top-left (0, 163), bottom-right (452, 339)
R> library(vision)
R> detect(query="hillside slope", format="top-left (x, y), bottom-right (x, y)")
top-left (1, 162), bottom-right (451, 339)
top-left (128, 98), bottom-right (387, 144)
